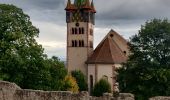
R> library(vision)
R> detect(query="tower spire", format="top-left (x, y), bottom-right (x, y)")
top-left (65, 0), bottom-right (71, 10)
top-left (65, 0), bottom-right (76, 11)
top-left (82, 0), bottom-right (91, 9)
top-left (91, 0), bottom-right (96, 13)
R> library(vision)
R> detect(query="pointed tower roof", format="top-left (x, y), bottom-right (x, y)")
top-left (91, 0), bottom-right (96, 13)
top-left (86, 30), bottom-right (128, 64)
top-left (82, 0), bottom-right (91, 9)
top-left (65, 0), bottom-right (77, 11)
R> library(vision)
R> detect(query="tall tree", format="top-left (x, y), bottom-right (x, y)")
top-left (0, 4), bottom-right (67, 90)
top-left (118, 19), bottom-right (170, 100)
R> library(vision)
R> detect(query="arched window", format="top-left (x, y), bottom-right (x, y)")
top-left (90, 41), bottom-right (93, 48)
top-left (79, 28), bottom-right (82, 34)
top-left (82, 40), bottom-right (84, 47)
top-left (102, 75), bottom-right (108, 81)
top-left (72, 40), bottom-right (74, 47)
top-left (75, 40), bottom-right (77, 47)
top-left (72, 28), bottom-right (74, 34)
top-left (90, 75), bottom-right (93, 95)
top-left (82, 28), bottom-right (84, 34)
top-left (79, 40), bottom-right (82, 47)
top-left (75, 28), bottom-right (77, 34)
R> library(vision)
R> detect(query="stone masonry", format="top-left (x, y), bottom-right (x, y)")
top-left (1, 80), bottom-right (170, 100)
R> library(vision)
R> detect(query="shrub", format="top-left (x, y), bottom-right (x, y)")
top-left (62, 75), bottom-right (79, 93)
top-left (93, 79), bottom-right (111, 97)
top-left (71, 70), bottom-right (88, 91)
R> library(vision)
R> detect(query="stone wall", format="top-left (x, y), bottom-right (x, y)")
top-left (0, 81), bottom-right (134, 100)
top-left (149, 96), bottom-right (170, 100)
top-left (2, 81), bottom-right (170, 100)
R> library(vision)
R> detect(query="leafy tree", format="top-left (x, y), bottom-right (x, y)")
top-left (71, 70), bottom-right (88, 91)
top-left (93, 79), bottom-right (111, 97)
top-left (118, 19), bottom-right (170, 100)
top-left (62, 75), bottom-right (79, 93)
top-left (0, 4), bottom-right (67, 90)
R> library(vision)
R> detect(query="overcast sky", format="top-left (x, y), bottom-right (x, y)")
top-left (1, 0), bottom-right (170, 60)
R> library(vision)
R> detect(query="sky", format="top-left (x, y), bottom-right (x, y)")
top-left (1, 0), bottom-right (170, 60)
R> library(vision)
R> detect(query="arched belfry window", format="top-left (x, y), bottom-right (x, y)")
top-left (75, 28), bottom-right (77, 34)
top-left (72, 28), bottom-right (74, 34)
top-left (75, 40), bottom-right (77, 47)
top-left (79, 40), bottom-right (82, 47)
top-left (82, 28), bottom-right (84, 34)
top-left (72, 40), bottom-right (74, 47)
top-left (82, 40), bottom-right (84, 47)
top-left (79, 28), bottom-right (82, 34)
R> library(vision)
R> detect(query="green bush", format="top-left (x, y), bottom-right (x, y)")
top-left (93, 79), bottom-right (111, 97)
top-left (71, 70), bottom-right (88, 91)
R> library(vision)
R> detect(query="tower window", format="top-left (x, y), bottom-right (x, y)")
top-left (72, 28), bottom-right (74, 34)
top-left (75, 40), bottom-right (77, 47)
top-left (75, 28), bottom-right (77, 34)
top-left (82, 28), bottom-right (84, 34)
top-left (79, 40), bottom-right (82, 47)
top-left (79, 28), bottom-right (82, 34)
top-left (82, 40), bottom-right (84, 47)
top-left (72, 40), bottom-right (75, 47)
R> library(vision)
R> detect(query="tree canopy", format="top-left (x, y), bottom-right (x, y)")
top-left (118, 19), bottom-right (170, 100)
top-left (0, 4), bottom-right (67, 91)
top-left (93, 78), bottom-right (111, 97)
top-left (71, 70), bottom-right (88, 91)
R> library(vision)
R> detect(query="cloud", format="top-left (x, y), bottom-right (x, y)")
top-left (1, 0), bottom-right (170, 59)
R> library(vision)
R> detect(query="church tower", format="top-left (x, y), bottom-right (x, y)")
top-left (65, 0), bottom-right (96, 76)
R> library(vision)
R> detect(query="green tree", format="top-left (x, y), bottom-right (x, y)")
top-left (71, 70), bottom-right (88, 91)
top-left (0, 4), bottom-right (67, 91)
top-left (118, 19), bottom-right (170, 100)
top-left (93, 79), bottom-right (111, 97)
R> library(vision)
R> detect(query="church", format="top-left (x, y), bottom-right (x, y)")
top-left (65, 0), bottom-right (129, 93)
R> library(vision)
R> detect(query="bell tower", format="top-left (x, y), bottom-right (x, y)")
top-left (65, 0), bottom-right (96, 76)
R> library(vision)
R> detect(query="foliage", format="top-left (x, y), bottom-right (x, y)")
top-left (62, 75), bottom-right (79, 93)
top-left (118, 19), bottom-right (170, 100)
top-left (93, 78), bottom-right (111, 97)
top-left (0, 4), bottom-right (67, 91)
top-left (71, 70), bottom-right (88, 91)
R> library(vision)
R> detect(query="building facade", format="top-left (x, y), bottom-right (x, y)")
top-left (65, 0), bottom-right (129, 93)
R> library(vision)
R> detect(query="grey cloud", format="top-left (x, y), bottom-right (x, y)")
top-left (95, 0), bottom-right (170, 27)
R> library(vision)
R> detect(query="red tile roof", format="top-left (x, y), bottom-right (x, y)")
top-left (86, 30), bottom-right (128, 64)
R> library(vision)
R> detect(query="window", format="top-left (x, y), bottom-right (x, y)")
top-left (72, 40), bottom-right (74, 47)
top-left (75, 40), bottom-right (77, 47)
top-left (82, 28), bottom-right (84, 34)
top-left (90, 75), bottom-right (93, 95)
top-left (75, 28), bottom-right (77, 34)
top-left (82, 40), bottom-right (84, 47)
top-left (79, 40), bottom-right (82, 47)
top-left (79, 28), bottom-right (81, 34)
top-left (123, 51), bottom-right (127, 55)
top-left (72, 28), bottom-right (74, 34)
